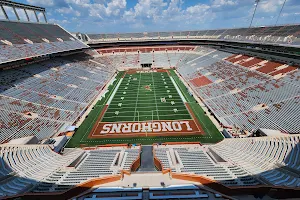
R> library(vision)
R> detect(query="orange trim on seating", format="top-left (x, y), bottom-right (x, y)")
top-left (161, 142), bottom-right (202, 145)
top-left (96, 143), bottom-right (129, 148)
top-left (7, 175), bottom-right (122, 200)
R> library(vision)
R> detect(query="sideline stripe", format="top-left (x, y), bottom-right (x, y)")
top-left (185, 103), bottom-right (203, 134)
top-left (170, 76), bottom-right (186, 102)
top-left (106, 78), bottom-right (123, 105)
top-left (90, 105), bottom-right (109, 137)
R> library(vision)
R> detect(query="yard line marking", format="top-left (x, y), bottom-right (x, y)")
top-left (189, 102), bottom-right (212, 137)
top-left (170, 76), bottom-right (187, 103)
top-left (102, 114), bottom-right (191, 120)
top-left (79, 105), bottom-right (104, 142)
top-left (105, 109), bottom-right (189, 114)
top-left (106, 78), bottom-right (124, 105)
top-left (105, 105), bottom-right (188, 109)
top-left (152, 72), bottom-right (160, 120)
top-left (133, 73), bottom-right (142, 121)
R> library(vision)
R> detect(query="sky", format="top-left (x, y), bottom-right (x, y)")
top-left (2, 0), bottom-right (300, 33)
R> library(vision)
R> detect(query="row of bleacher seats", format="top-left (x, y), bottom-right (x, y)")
top-left (98, 46), bottom-right (213, 69)
top-left (154, 135), bottom-right (300, 188)
top-left (211, 135), bottom-right (300, 187)
top-left (0, 54), bottom-right (116, 143)
top-left (87, 24), bottom-right (300, 46)
top-left (0, 21), bottom-right (88, 64)
top-left (0, 145), bottom-right (82, 196)
top-left (101, 51), bottom-right (186, 68)
top-left (97, 46), bottom-right (195, 54)
top-left (0, 145), bottom-right (140, 196)
top-left (154, 144), bottom-right (259, 186)
top-left (176, 50), bottom-right (300, 133)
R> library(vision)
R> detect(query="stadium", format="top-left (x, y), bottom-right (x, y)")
top-left (0, 0), bottom-right (299, 199)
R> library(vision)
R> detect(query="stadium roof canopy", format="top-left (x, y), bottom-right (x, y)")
top-left (0, 0), bottom-right (47, 22)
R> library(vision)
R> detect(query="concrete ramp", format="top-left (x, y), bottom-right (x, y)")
top-left (138, 146), bottom-right (156, 172)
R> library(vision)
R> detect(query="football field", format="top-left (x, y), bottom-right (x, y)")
top-left (103, 71), bottom-right (191, 121)
top-left (66, 69), bottom-right (223, 147)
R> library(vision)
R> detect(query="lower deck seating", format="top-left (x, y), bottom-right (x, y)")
top-left (0, 145), bottom-right (83, 197)
top-left (101, 51), bottom-right (185, 69)
top-left (211, 135), bottom-right (300, 187)
top-left (33, 146), bottom-right (140, 193)
top-left (0, 145), bottom-right (140, 196)
top-left (154, 135), bottom-right (300, 188)
top-left (154, 144), bottom-right (259, 186)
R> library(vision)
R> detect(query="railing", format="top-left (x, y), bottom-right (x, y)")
top-left (130, 145), bottom-right (141, 172)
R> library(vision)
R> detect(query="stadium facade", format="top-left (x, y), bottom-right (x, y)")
top-left (0, 1), bottom-right (299, 199)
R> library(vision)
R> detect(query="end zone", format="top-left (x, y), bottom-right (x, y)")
top-left (88, 119), bottom-right (203, 139)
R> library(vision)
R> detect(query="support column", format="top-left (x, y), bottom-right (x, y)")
top-left (13, 7), bottom-right (20, 21)
top-left (1, 5), bottom-right (9, 20)
top-left (43, 11), bottom-right (47, 23)
top-left (24, 9), bottom-right (30, 21)
top-left (34, 10), bottom-right (39, 22)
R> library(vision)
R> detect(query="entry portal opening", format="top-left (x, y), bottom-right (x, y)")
top-left (141, 63), bottom-right (152, 68)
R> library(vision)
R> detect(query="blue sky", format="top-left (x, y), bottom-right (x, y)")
top-left (5, 0), bottom-right (300, 33)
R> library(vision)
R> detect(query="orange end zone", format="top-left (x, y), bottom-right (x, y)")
top-left (88, 119), bottom-right (202, 139)
top-left (125, 69), bottom-right (169, 74)
top-left (87, 103), bottom-right (205, 139)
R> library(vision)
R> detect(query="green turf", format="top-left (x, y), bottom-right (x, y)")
top-left (102, 72), bottom-right (191, 122)
top-left (66, 70), bottom-right (223, 147)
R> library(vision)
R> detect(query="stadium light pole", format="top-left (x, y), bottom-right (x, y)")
top-left (249, 0), bottom-right (260, 28)
top-left (275, 0), bottom-right (287, 26)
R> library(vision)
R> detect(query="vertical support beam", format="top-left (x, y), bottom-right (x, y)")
top-left (43, 11), bottom-right (47, 23)
top-left (1, 5), bottom-right (9, 20)
top-left (249, 0), bottom-right (260, 28)
top-left (34, 11), bottom-right (39, 22)
top-left (13, 6), bottom-right (20, 21)
top-left (24, 9), bottom-right (30, 21)
top-left (275, 0), bottom-right (287, 26)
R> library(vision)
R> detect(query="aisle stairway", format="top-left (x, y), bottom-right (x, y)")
top-left (138, 146), bottom-right (156, 172)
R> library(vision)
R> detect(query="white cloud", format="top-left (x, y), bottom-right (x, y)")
top-left (122, 0), bottom-right (215, 26)
top-left (105, 0), bottom-right (126, 16)
top-left (56, 6), bottom-right (81, 16)
top-left (27, 0), bottom-right (54, 7)
top-left (126, 0), bottom-right (168, 21)
top-left (212, 0), bottom-right (237, 8)
top-left (49, 18), bottom-right (70, 24)
top-left (186, 4), bottom-right (210, 14)
top-left (259, 0), bottom-right (285, 12)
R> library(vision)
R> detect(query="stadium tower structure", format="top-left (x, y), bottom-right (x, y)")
top-left (0, 1), bottom-right (299, 199)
